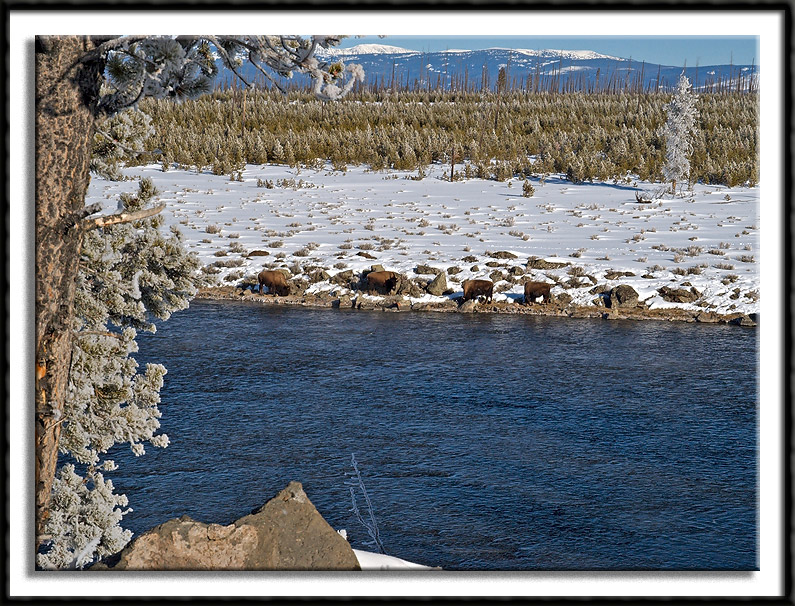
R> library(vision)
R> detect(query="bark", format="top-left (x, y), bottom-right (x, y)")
top-left (35, 35), bottom-right (104, 543)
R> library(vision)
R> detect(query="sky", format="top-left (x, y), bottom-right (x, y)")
top-left (339, 36), bottom-right (759, 68)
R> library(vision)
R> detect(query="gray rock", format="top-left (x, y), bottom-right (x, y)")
top-left (658, 286), bottom-right (700, 303)
top-left (396, 277), bottom-right (425, 298)
top-left (458, 299), bottom-right (479, 312)
top-left (487, 250), bottom-right (518, 260)
top-left (607, 284), bottom-right (640, 308)
top-left (526, 257), bottom-right (570, 270)
top-left (415, 264), bottom-right (442, 276)
top-left (426, 272), bottom-right (448, 296)
top-left (330, 270), bottom-right (354, 286)
top-left (91, 482), bottom-right (359, 571)
top-left (308, 270), bottom-right (330, 284)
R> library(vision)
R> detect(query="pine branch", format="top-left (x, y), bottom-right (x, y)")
top-left (94, 129), bottom-right (158, 157)
top-left (81, 204), bottom-right (166, 230)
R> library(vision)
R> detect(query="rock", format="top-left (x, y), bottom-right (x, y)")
top-left (355, 297), bottom-right (377, 310)
top-left (246, 250), bottom-right (270, 257)
top-left (695, 311), bottom-right (719, 323)
top-left (396, 277), bottom-right (425, 298)
top-left (356, 251), bottom-right (376, 260)
top-left (288, 279), bottom-right (309, 296)
top-left (508, 266), bottom-right (525, 277)
top-left (331, 296), bottom-right (352, 309)
top-left (370, 264), bottom-right (385, 273)
top-left (415, 264), bottom-right (442, 276)
top-left (330, 270), bottom-right (354, 287)
top-left (658, 286), bottom-right (700, 303)
top-left (469, 265), bottom-right (479, 272)
top-left (729, 314), bottom-right (757, 327)
top-left (425, 272), bottom-right (448, 296)
top-left (488, 270), bottom-right (506, 283)
top-left (487, 250), bottom-right (518, 260)
top-left (555, 293), bottom-right (573, 306)
top-left (526, 257), bottom-right (570, 270)
top-left (605, 270), bottom-right (636, 280)
top-left (606, 284), bottom-right (639, 309)
top-left (485, 261), bottom-right (503, 268)
top-left (91, 482), bottom-right (359, 571)
top-left (461, 255), bottom-right (478, 263)
top-left (589, 284), bottom-right (610, 295)
top-left (458, 299), bottom-right (479, 312)
top-left (308, 270), bottom-right (330, 284)
top-left (447, 266), bottom-right (462, 275)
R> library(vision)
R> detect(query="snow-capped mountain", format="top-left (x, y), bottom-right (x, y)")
top-left (217, 43), bottom-right (757, 93)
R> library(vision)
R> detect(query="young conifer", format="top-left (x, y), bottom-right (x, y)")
top-left (662, 73), bottom-right (699, 194)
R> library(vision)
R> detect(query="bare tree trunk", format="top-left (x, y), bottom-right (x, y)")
top-left (35, 35), bottom-right (103, 544)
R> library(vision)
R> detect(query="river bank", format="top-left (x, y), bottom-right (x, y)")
top-left (195, 285), bottom-right (758, 327)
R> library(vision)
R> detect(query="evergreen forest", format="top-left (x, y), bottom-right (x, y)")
top-left (125, 88), bottom-right (758, 188)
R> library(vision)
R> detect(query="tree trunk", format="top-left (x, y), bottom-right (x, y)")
top-left (35, 35), bottom-right (103, 543)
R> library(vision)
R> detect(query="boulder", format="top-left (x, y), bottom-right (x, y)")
top-left (605, 270), bottom-right (636, 280)
top-left (658, 286), bottom-right (700, 303)
top-left (487, 250), bottom-right (518, 260)
top-left (458, 299), bottom-right (479, 312)
top-left (91, 482), bottom-right (359, 571)
top-left (330, 270), bottom-right (354, 287)
top-left (308, 270), bottom-right (331, 284)
top-left (396, 276), bottom-right (425, 298)
top-left (425, 272), bottom-right (448, 296)
top-left (606, 284), bottom-right (640, 309)
top-left (415, 264), bottom-right (442, 276)
top-left (526, 257), bottom-right (570, 270)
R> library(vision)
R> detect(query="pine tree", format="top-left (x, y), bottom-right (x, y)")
top-left (37, 179), bottom-right (200, 569)
top-left (35, 34), bottom-right (364, 557)
top-left (662, 73), bottom-right (699, 194)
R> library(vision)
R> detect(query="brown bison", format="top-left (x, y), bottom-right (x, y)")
top-left (524, 281), bottom-right (552, 304)
top-left (462, 279), bottom-right (493, 303)
top-left (366, 271), bottom-right (399, 295)
top-left (258, 269), bottom-right (290, 296)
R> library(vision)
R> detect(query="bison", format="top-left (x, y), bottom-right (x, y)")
top-left (366, 270), bottom-right (399, 295)
top-left (523, 281), bottom-right (552, 304)
top-left (461, 279), bottom-right (493, 303)
top-left (258, 269), bottom-right (290, 296)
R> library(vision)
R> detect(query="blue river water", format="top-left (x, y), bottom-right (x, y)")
top-left (108, 300), bottom-right (758, 570)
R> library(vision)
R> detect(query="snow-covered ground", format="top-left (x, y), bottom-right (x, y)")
top-left (353, 549), bottom-right (436, 570)
top-left (87, 162), bottom-right (759, 316)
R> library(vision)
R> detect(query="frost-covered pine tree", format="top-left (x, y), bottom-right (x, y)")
top-left (36, 35), bottom-right (363, 551)
top-left (37, 178), bottom-right (200, 570)
top-left (90, 109), bottom-right (155, 181)
top-left (662, 72), bottom-right (699, 194)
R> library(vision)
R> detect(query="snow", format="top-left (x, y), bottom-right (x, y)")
top-left (320, 45), bottom-right (622, 62)
top-left (87, 162), bottom-right (759, 316)
top-left (353, 549), bottom-right (437, 570)
top-left (321, 44), bottom-right (420, 56)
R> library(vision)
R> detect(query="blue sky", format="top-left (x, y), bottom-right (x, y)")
top-left (339, 36), bottom-right (759, 67)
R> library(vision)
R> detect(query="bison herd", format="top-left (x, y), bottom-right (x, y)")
top-left (257, 268), bottom-right (554, 306)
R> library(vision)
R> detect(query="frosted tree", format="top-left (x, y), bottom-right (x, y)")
top-left (90, 109), bottom-right (155, 180)
top-left (36, 35), bottom-right (363, 551)
top-left (37, 178), bottom-right (200, 570)
top-left (662, 72), bottom-right (699, 194)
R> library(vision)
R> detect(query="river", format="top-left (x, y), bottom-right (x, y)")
top-left (108, 300), bottom-right (758, 570)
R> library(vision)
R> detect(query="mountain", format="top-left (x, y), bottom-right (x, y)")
top-left (216, 44), bottom-right (758, 94)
